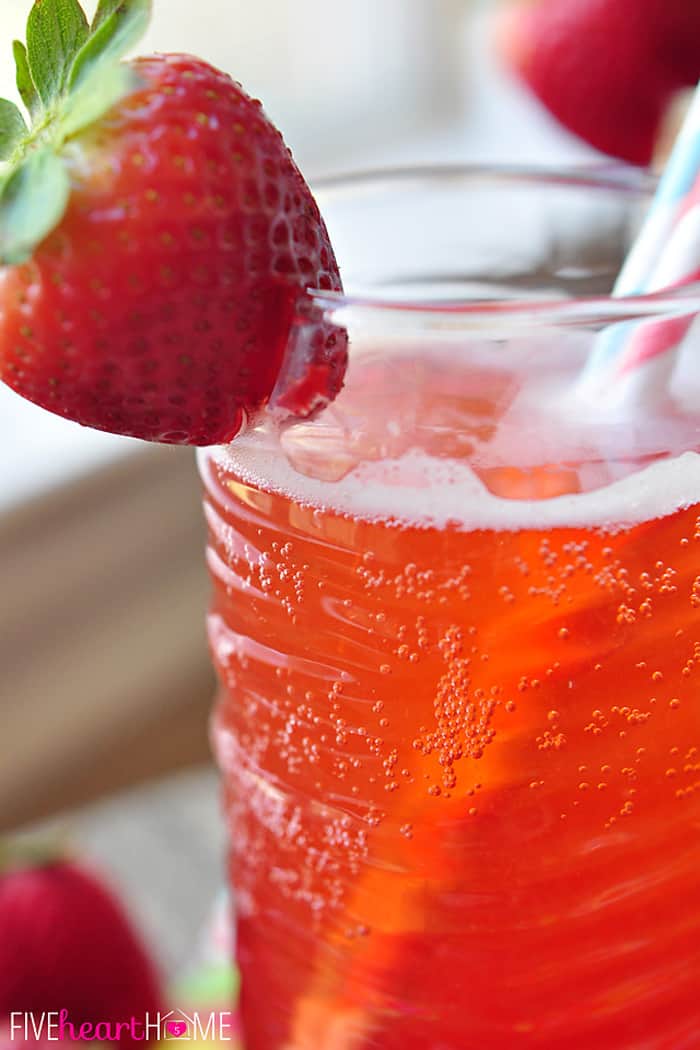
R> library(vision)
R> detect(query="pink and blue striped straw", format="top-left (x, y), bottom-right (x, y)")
top-left (580, 84), bottom-right (700, 391)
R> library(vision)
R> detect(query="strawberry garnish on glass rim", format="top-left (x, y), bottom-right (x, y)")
top-left (0, 0), bottom-right (347, 445)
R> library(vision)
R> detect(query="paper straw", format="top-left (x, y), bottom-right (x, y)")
top-left (580, 83), bottom-right (700, 390)
top-left (615, 86), bottom-right (700, 297)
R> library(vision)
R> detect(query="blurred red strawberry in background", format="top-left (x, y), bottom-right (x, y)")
top-left (497, 0), bottom-right (700, 165)
top-left (0, 853), bottom-right (164, 1048)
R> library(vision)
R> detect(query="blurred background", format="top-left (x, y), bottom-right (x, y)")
top-left (0, 0), bottom-right (601, 976)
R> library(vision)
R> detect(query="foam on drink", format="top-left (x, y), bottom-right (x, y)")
top-left (212, 440), bottom-right (700, 532)
top-left (210, 334), bottom-right (700, 532)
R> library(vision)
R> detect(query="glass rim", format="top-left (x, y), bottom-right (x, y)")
top-left (305, 163), bottom-right (700, 328)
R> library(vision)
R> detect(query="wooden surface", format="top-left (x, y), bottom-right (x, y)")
top-left (1, 436), bottom-right (226, 975)
top-left (0, 446), bottom-right (217, 830)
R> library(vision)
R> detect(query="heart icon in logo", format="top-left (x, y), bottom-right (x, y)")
top-left (166, 1021), bottom-right (188, 1038)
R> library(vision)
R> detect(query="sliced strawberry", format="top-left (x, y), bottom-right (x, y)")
top-left (0, 0), bottom-right (347, 445)
top-left (497, 0), bottom-right (700, 166)
top-left (0, 850), bottom-right (163, 1046)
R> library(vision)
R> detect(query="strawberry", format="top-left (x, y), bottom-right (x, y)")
top-left (0, 850), bottom-right (163, 1046)
top-left (497, 0), bottom-right (700, 166)
top-left (0, 0), bottom-right (346, 445)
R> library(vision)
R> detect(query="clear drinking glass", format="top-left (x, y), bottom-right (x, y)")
top-left (200, 168), bottom-right (700, 1050)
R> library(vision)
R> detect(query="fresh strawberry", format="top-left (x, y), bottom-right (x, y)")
top-left (497, 0), bottom-right (700, 166)
top-left (0, 850), bottom-right (163, 1046)
top-left (0, 0), bottom-right (346, 445)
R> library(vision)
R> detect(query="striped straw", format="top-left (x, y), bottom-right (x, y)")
top-left (580, 83), bottom-right (700, 390)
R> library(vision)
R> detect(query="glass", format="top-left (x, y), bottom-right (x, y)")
top-left (200, 168), bottom-right (700, 1049)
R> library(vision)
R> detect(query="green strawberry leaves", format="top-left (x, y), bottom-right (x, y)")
top-left (22, 0), bottom-right (149, 118)
top-left (14, 41), bottom-right (42, 118)
top-left (0, 0), bottom-right (152, 265)
top-left (61, 62), bottom-right (138, 139)
top-left (27, 0), bottom-right (90, 106)
top-left (93, 0), bottom-right (150, 38)
top-left (0, 101), bottom-right (28, 161)
top-left (64, 0), bottom-right (149, 137)
top-left (0, 149), bottom-right (70, 265)
top-left (70, 0), bottom-right (150, 93)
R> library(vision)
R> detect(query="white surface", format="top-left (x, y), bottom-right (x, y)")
top-left (0, 384), bottom-right (144, 512)
top-left (37, 768), bottom-right (223, 978)
top-left (0, 0), bottom-right (467, 172)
